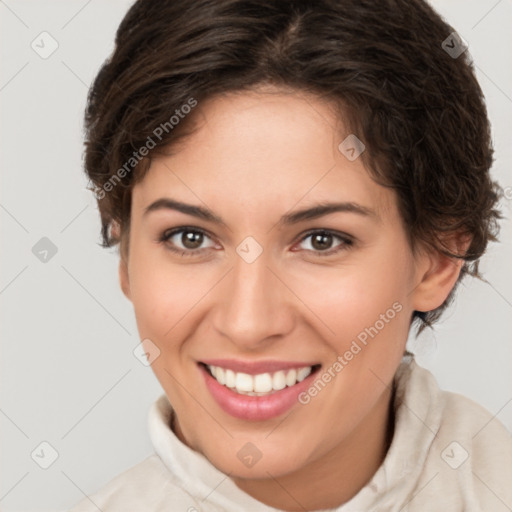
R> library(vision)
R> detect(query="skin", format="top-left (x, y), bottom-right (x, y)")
top-left (117, 87), bottom-right (464, 511)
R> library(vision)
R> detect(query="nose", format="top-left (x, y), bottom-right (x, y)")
top-left (212, 249), bottom-right (295, 351)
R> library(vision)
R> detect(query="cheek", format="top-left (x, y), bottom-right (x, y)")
top-left (128, 245), bottom-right (215, 341)
top-left (303, 276), bottom-right (407, 355)
top-left (292, 249), bottom-right (412, 342)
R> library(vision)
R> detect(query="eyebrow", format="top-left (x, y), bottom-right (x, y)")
top-left (143, 198), bottom-right (378, 227)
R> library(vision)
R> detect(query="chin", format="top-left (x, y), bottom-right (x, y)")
top-left (202, 436), bottom-right (313, 480)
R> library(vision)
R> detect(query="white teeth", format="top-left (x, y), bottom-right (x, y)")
top-left (254, 373), bottom-right (273, 393)
top-left (206, 364), bottom-right (315, 395)
top-left (216, 367), bottom-right (226, 385)
top-left (297, 367), bottom-right (312, 382)
top-left (272, 370), bottom-right (287, 391)
top-left (285, 369), bottom-right (297, 387)
top-left (225, 369), bottom-right (236, 388)
top-left (235, 372), bottom-right (253, 392)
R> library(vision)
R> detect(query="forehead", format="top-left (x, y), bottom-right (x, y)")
top-left (132, 90), bottom-right (397, 223)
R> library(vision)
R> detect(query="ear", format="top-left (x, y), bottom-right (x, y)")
top-left (119, 256), bottom-right (131, 301)
top-left (411, 235), bottom-right (470, 313)
top-left (112, 221), bottom-right (131, 301)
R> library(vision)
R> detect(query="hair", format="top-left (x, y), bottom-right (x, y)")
top-left (83, 0), bottom-right (502, 334)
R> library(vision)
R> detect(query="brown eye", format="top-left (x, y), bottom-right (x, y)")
top-left (160, 227), bottom-right (216, 257)
top-left (311, 232), bottom-right (334, 251)
top-left (180, 230), bottom-right (204, 249)
top-left (296, 230), bottom-right (353, 256)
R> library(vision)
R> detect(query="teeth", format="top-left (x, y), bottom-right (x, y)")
top-left (254, 373), bottom-right (273, 393)
top-left (235, 372), bottom-right (253, 392)
top-left (272, 371), bottom-right (287, 390)
top-left (206, 364), bottom-right (314, 395)
top-left (285, 369), bottom-right (297, 387)
top-left (216, 367), bottom-right (226, 385)
top-left (225, 369), bottom-right (236, 388)
top-left (297, 367), bottom-right (312, 382)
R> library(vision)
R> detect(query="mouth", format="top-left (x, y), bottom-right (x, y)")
top-left (200, 362), bottom-right (321, 396)
top-left (198, 361), bottom-right (321, 421)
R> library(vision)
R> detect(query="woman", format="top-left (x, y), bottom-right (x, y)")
top-left (70, 0), bottom-right (512, 510)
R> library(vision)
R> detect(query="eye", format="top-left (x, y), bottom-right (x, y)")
top-left (159, 227), bottom-right (217, 257)
top-left (158, 227), bottom-right (354, 258)
top-left (294, 229), bottom-right (354, 256)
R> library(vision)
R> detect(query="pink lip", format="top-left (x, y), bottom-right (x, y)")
top-left (198, 363), bottom-right (319, 421)
top-left (200, 358), bottom-right (318, 375)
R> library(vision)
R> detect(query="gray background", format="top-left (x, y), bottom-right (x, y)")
top-left (0, 0), bottom-right (511, 510)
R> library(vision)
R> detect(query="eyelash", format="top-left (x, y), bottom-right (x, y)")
top-left (158, 226), bottom-right (354, 258)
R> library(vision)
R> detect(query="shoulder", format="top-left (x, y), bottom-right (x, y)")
top-left (424, 376), bottom-right (512, 510)
top-left (402, 359), bottom-right (511, 454)
top-left (67, 454), bottom-right (203, 511)
top-left (390, 359), bottom-right (512, 511)
top-left (436, 387), bottom-right (512, 471)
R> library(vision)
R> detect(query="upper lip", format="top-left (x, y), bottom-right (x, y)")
top-left (200, 359), bottom-right (320, 375)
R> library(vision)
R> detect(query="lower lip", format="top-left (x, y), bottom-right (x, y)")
top-left (199, 364), bottom-right (318, 421)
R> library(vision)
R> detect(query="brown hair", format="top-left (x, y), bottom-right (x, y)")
top-left (83, 0), bottom-right (502, 333)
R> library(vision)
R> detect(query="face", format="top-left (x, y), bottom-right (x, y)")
top-left (119, 88), bottom-right (459, 492)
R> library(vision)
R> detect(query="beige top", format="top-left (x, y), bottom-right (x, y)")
top-left (69, 355), bottom-right (512, 511)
